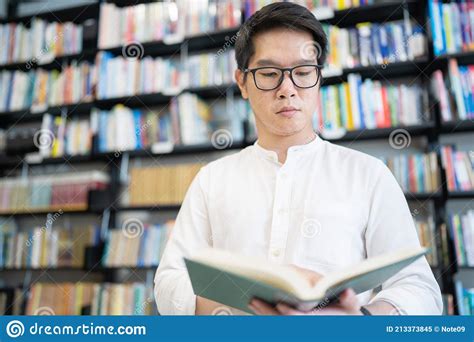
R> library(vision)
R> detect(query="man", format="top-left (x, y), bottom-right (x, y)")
top-left (154, 2), bottom-right (442, 315)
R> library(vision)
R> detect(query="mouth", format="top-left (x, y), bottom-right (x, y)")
top-left (276, 107), bottom-right (300, 117)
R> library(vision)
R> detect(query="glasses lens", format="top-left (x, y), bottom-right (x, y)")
top-left (292, 65), bottom-right (319, 88)
top-left (254, 68), bottom-right (283, 90)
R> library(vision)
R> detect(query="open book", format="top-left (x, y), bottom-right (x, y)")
top-left (184, 247), bottom-right (428, 314)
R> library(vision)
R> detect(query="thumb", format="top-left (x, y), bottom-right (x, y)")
top-left (338, 289), bottom-right (361, 313)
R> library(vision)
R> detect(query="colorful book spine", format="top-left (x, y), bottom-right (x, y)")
top-left (0, 18), bottom-right (83, 66)
top-left (429, 0), bottom-right (474, 56)
top-left (448, 210), bottom-right (474, 267)
top-left (379, 152), bottom-right (440, 194)
top-left (98, 1), bottom-right (242, 49)
top-left (317, 76), bottom-right (428, 133)
top-left (440, 146), bottom-right (474, 192)
top-left (0, 171), bottom-right (109, 212)
top-left (102, 221), bottom-right (174, 267)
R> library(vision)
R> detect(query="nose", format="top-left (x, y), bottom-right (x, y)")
top-left (276, 71), bottom-right (297, 99)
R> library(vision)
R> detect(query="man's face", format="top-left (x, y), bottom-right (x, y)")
top-left (236, 28), bottom-right (321, 138)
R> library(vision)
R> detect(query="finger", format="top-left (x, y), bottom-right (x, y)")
top-left (276, 303), bottom-right (302, 315)
top-left (338, 289), bottom-right (360, 312)
top-left (249, 299), bottom-right (280, 315)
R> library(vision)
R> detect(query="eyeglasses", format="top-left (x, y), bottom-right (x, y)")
top-left (243, 64), bottom-right (323, 91)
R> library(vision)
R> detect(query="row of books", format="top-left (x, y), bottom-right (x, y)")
top-left (103, 221), bottom-right (173, 267)
top-left (96, 52), bottom-right (180, 99)
top-left (455, 282), bottom-right (474, 316)
top-left (440, 146), bottom-right (474, 192)
top-left (0, 18), bottom-right (83, 66)
top-left (39, 114), bottom-right (93, 158)
top-left (432, 59), bottom-right (474, 122)
top-left (96, 49), bottom-right (235, 99)
top-left (322, 20), bottom-right (426, 71)
top-left (128, 163), bottom-right (203, 206)
top-left (94, 105), bottom-right (174, 154)
top-left (98, 1), bottom-right (241, 49)
top-left (415, 218), bottom-right (438, 267)
top-left (449, 210), bottom-right (474, 267)
top-left (0, 171), bottom-right (109, 213)
top-left (315, 75), bottom-right (427, 134)
top-left (0, 226), bottom-right (100, 269)
top-left (186, 49), bottom-right (237, 88)
top-left (380, 152), bottom-right (440, 194)
top-left (93, 95), bottom-right (247, 153)
top-left (244, 0), bottom-right (374, 19)
top-left (25, 282), bottom-right (155, 315)
top-left (170, 93), bottom-right (247, 145)
top-left (0, 61), bottom-right (95, 113)
top-left (429, 0), bottom-right (474, 56)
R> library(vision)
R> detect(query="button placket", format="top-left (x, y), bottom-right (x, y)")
top-left (268, 163), bottom-right (294, 263)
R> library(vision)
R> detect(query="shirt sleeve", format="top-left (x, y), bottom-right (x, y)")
top-left (365, 161), bottom-right (443, 315)
top-left (154, 167), bottom-right (211, 315)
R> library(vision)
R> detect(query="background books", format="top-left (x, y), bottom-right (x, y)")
top-left (414, 217), bottom-right (439, 266)
top-left (244, 0), bottom-right (375, 18)
top-left (96, 52), bottom-right (181, 98)
top-left (96, 49), bottom-right (236, 99)
top-left (440, 145), bottom-right (474, 192)
top-left (380, 152), bottom-right (441, 194)
top-left (0, 225), bottom-right (100, 269)
top-left (322, 20), bottom-right (426, 71)
top-left (39, 113), bottom-right (93, 158)
top-left (0, 171), bottom-right (109, 212)
top-left (103, 221), bottom-right (174, 267)
top-left (449, 210), bottom-right (474, 267)
top-left (0, 61), bottom-right (95, 113)
top-left (432, 59), bottom-right (474, 122)
top-left (316, 75), bottom-right (428, 133)
top-left (455, 281), bottom-right (474, 315)
top-left (0, 18), bottom-right (83, 66)
top-left (128, 163), bottom-right (203, 206)
top-left (25, 282), bottom-right (155, 315)
top-left (98, 1), bottom-right (242, 49)
top-left (429, 0), bottom-right (474, 56)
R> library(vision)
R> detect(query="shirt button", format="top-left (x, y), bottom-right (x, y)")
top-left (272, 249), bottom-right (281, 257)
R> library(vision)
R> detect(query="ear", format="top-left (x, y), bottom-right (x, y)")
top-left (235, 69), bottom-right (249, 99)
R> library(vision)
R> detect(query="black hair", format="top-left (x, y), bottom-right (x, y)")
top-left (235, 2), bottom-right (328, 70)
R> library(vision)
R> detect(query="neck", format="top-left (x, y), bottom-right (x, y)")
top-left (256, 127), bottom-right (317, 164)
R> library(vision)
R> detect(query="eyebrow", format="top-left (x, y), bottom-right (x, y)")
top-left (254, 59), bottom-right (317, 67)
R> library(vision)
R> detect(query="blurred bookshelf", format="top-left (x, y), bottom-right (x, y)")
top-left (0, 0), bottom-right (473, 316)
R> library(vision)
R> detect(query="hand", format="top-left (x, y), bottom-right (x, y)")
top-left (249, 288), bottom-right (362, 315)
top-left (289, 265), bottom-right (323, 287)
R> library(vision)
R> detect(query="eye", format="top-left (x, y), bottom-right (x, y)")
top-left (295, 71), bottom-right (311, 76)
top-left (260, 72), bottom-right (278, 78)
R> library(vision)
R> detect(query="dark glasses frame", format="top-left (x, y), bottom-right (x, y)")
top-left (243, 64), bottom-right (324, 91)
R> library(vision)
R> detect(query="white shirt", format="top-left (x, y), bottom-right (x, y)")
top-left (154, 135), bottom-right (443, 315)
